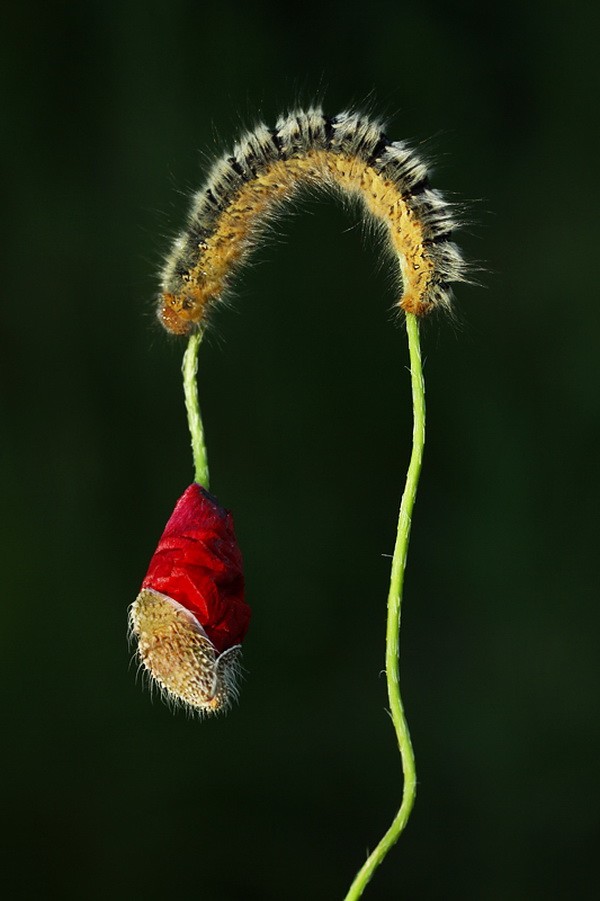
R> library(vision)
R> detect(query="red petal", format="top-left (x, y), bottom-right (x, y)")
top-left (141, 484), bottom-right (250, 653)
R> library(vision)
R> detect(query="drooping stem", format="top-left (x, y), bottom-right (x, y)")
top-left (182, 330), bottom-right (210, 489)
top-left (344, 312), bottom-right (425, 900)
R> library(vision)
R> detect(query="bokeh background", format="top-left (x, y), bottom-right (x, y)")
top-left (2, 1), bottom-right (598, 898)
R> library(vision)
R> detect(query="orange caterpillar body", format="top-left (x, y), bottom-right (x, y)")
top-left (159, 108), bottom-right (467, 335)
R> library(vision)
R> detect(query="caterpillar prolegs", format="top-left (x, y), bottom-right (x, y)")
top-left (158, 107), bottom-right (468, 334)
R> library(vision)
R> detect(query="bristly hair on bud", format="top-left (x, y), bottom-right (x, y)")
top-left (129, 483), bottom-right (250, 715)
top-left (130, 590), bottom-right (242, 715)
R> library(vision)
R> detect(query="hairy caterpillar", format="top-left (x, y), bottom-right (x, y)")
top-left (159, 106), bottom-right (467, 334)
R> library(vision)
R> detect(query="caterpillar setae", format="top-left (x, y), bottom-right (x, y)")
top-left (158, 106), bottom-right (468, 334)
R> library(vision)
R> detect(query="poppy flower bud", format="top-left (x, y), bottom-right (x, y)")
top-left (130, 484), bottom-right (250, 714)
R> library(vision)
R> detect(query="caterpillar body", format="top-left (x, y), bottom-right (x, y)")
top-left (159, 107), bottom-right (467, 334)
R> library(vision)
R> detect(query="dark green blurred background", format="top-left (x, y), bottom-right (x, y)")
top-left (2, 1), bottom-right (598, 898)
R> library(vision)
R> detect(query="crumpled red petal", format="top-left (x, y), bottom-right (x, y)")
top-left (141, 483), bottom-right (250, 653)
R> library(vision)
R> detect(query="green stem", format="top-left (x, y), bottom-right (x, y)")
top-left (182, 330), bottom-right (210, 489)
top-left (344, 312), bottom-right (425, 900)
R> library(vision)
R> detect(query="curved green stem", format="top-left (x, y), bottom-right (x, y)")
top-left (182, 330), bottom-right (210, 489)
top-left (344, 312), bottom-right (425, 900)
